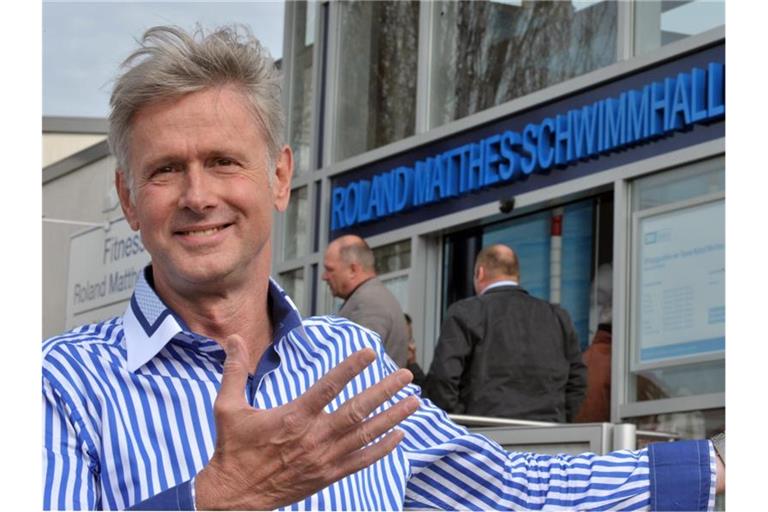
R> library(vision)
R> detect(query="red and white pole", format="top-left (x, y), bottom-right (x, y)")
top-left (550, 208), bottom-right (564, 304)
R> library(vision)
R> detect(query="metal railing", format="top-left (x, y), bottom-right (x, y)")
top-left (448, 414), bottom-right (559, 427)
top-left (448, 414), bottom-right (681, 455)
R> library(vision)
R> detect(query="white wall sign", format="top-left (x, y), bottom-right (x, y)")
top-left (635, 199), bottom-right (725, 364)
top-left (66, 218), bottom-right (150, 328)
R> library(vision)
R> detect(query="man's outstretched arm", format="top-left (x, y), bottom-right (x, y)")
top-left (398, 394), bottom-right (723, 511)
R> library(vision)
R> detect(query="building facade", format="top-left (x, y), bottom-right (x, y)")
top-left (275, 0), bottom-right (725, 438)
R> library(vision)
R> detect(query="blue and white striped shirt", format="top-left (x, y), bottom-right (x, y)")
top-left (43, 267), bottom-right (716, 510)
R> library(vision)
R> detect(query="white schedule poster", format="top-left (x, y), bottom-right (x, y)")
top-left (636, 199), bottom-right (725, 364)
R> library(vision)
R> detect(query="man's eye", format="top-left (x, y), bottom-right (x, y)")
top-left (216, 158), bottom-right (235, 167)
top-left (151, 164), bottom-right (180, 176)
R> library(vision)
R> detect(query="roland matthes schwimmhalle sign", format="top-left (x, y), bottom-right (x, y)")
top-left (329, 42), bottom-right (725, 239)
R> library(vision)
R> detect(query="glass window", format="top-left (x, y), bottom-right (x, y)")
top-left (629, 157), bottom-right (725, 401)
top-left (373, 239), bottom-right (411, 275)
top-left (333, 1), bottom-right (419, 163)
top-left (430, 0), bottom-right (617, 128)
top-left (634, 0), bottom-right (724, 57)
top-left (283, 186), bottom-right (309, 260)
top-left (287, 1), bottom-right (316, 176)
top-left (373, 239), bottom-right (411, 314)
top-left (278, 267), bottom-right (305, 310)
top-left (631, 407), bottom-right (724, 445)
top-left (381, 274), bottom-right (410, 315)
top-left (635, 360), bottom-right (724, 400)
top-left (633, 158), bottom-right (725, 211)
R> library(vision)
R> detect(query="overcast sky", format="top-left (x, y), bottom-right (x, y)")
top-left (43, 1), bottom-right (285, 118)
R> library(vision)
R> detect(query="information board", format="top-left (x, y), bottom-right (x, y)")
top-left (66, 218), bottom-right (150, 328)
top-left (636, 199), bottom-right (725, 364)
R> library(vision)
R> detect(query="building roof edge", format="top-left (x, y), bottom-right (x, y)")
top-left (43, 139), bottom-right (111, 184)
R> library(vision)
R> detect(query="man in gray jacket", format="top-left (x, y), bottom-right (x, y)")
top-left (323, 235), bottom-right (409, 367)
top-left (424, 244), bottom-right (587, 422)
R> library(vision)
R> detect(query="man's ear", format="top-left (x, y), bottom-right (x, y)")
top-left (475, 265), bottom-right (485, 282)
top-left (116, 170), bottom-right (140, 231)
top-left (272, 145), bottom-right (294, 212)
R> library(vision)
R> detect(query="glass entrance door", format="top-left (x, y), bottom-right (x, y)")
top-left (442, 194), bottom-right (613, 349)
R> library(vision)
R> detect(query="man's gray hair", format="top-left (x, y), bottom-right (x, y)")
top-left (108, 24), bottom-right (284, 187)
top-left (338, 238), bottom-right (376, 273)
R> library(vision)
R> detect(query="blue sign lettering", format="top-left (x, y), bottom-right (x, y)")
top-left (330, 61), bottom-right (725, 230)
top-left (627, 86), bottom-right (650, 141)
top-left (499, 130), bottom-right (520, 180)
top-left (537, 117), bottom-right (555, 170)
top-left (483, 134), bottom-right (502, 186)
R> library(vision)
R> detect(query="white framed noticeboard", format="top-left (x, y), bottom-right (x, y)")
top-left (66, 218), bottom-right (151, 329)
top-left (631, 194), bottom-right (725, 369)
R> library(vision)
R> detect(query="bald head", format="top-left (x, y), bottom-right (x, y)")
top-left (332, 235), bottom-right (376, 271)
top-left (322, 235), bottom-right (377, 299)
top-left (473, 244), bottom-right (520, 295)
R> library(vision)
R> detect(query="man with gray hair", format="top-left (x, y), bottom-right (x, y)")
top-left (42, 24), bottom-right (724, 511)
top-left (322, 234), bottom-right (409, 367)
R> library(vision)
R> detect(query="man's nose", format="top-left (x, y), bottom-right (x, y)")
top-left (178, 166), bottom-right (217, 212)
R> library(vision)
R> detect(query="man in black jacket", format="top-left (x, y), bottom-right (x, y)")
top-left (423, 244), bottom-right (587, 422)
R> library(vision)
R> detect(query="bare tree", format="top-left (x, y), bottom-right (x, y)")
top-left (434, 0), bottom-right (617, 126)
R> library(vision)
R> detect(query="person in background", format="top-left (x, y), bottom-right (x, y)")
top-left (42, 24), bottom-right (724, 511)
top-left (575, 264), bottom-right (707, 439)
top-left (322, 235), bottom-right (409, 367)
top-left (575, 263), bottom-right (614, 422)
top-left (404, 313), bottom-right (426, 388)
top-left (424, 244), bottom-right (587, 423)
top-left (573, 323), bottom-right (613, 422)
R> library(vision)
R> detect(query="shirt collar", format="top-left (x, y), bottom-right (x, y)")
top-left (123, 266), bottom-right (307, 372)
top-left (480, 279), bottom-right (519, 295)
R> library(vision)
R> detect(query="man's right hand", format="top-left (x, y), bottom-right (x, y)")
top-left (194, 335), bottom-right (419, 510)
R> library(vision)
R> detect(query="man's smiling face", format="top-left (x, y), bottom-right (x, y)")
top-left (117, 85), bottom-right (292, 295)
